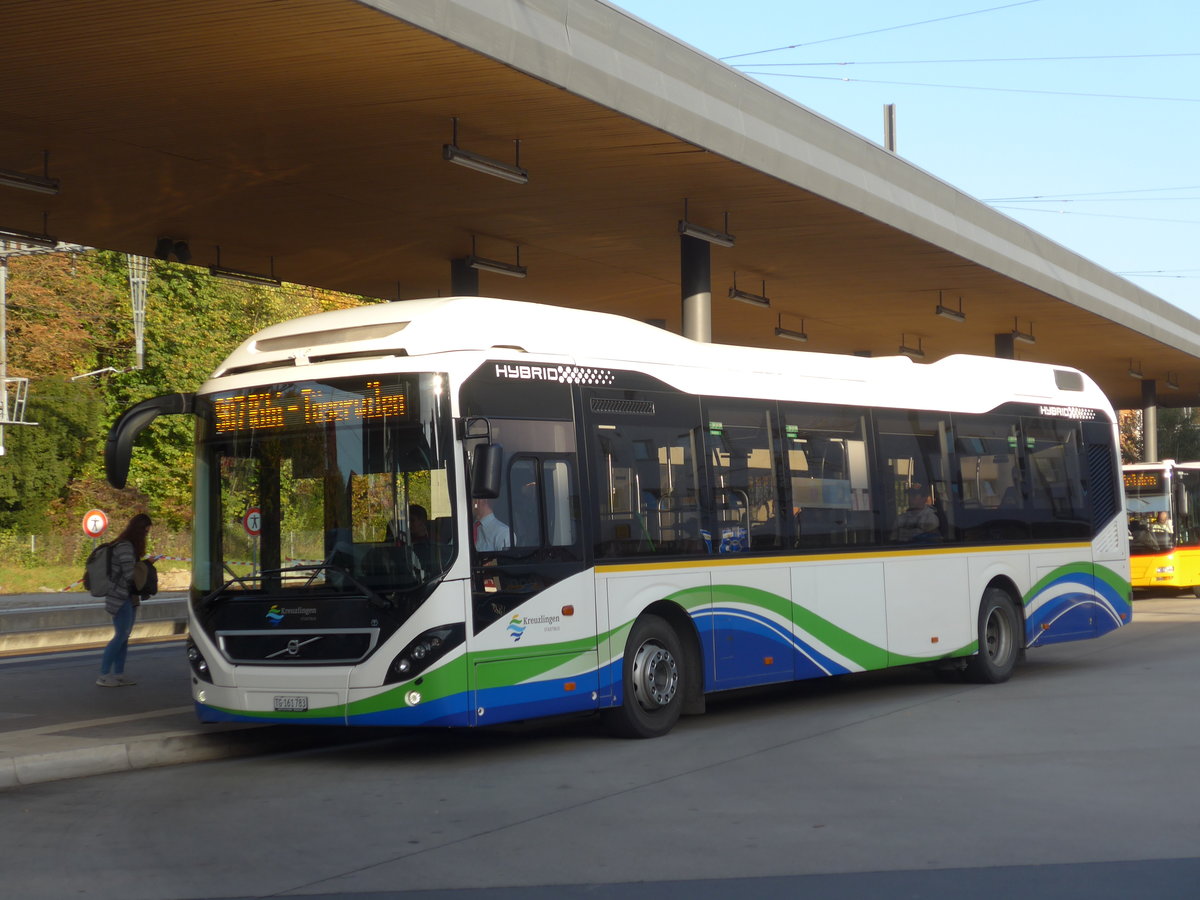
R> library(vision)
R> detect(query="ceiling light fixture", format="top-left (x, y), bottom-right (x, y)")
top-left (679, 200), bottom-right (734, 247)
top-left (774, 314), bottom-right (807, 342)
top-left (0, 224), bottom-right (58, 249)
top-left (466, 237), bottom-right (526, 278)
top-left (899, 335), bottom-right (925, 359)
top-left (729, 273), bottom-right (770, 307)
top-left (467, 254), bottom-right (527, 278)
top-left (209, 247), bottom-right (280, 286)
top-left (1128, 360), bottom-right (1143, 380)
top-left (1011, 317), bottom-right (1036, 345)
top-left (442, 118), bottom-right (528, 185)
top-left (0, 152), bottom-right (59, 195)
top-left (1166, 373), bottom-right (1180, 391)
top-left (209, 265), bottom-right (281, 287)
top-left (935, 292), bottom-right (964, 322)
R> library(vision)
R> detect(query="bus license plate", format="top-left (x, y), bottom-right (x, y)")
top-left (273, 695), bottom-right (308, 711)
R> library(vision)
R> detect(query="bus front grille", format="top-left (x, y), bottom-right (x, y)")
top-left (216, 629), bottom-right (379, 664)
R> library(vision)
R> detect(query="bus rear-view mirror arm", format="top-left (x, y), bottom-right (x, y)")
top-left (105, 392), bottom-right (196, 489)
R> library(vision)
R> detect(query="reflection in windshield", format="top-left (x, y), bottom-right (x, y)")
top-left (193, 373), bottom-right (455, 598)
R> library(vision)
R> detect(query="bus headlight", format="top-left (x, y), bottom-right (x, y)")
top-left (187, 638), bottom-right (213, 683)
top-left (384, 623), bottom-right (465, 684)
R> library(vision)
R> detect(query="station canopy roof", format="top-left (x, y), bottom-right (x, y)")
top-left (3, 0), bottom-right (1200, 410)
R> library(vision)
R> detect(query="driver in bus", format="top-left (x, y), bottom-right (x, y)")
top-left (1150, 510), bottom-right (1173, 550)
top-left (893, 486), bottom-right (940, 543)
top-left (472, 498), bottom-right (511, 552)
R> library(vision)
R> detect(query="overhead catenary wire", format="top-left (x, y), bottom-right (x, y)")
top-left (741, 52), bottom-right (1200, 68)
top-left (739, 71), bottom-right (1200, 104)
top-left (720, 0), bottom-right (1043, 60)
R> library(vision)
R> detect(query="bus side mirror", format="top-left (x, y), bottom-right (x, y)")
top-left (105, 392), bottom-right (196, 489)
top-left (471, 443), bottom-right (503, 499)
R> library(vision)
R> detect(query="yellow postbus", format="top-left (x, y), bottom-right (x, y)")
top-left (1124, 460), bottom-right (1200, 594)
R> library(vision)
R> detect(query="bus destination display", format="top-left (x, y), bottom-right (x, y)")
top-left (1124, 471), bottom-right (1165, 493)
top-left (213, 380), bottom-right (408, 434)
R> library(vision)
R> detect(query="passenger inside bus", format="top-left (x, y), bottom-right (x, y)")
top-left (407, 504), bottom-right (434, 568)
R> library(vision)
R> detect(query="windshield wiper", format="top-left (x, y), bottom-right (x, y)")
top-left (265, 563), bottom-right (393, 609)
top-left (196, 562), bottom-right (392, 610)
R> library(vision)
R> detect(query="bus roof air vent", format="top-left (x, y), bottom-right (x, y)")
top-left (256, 321), bottom-right (409, 353)
top-left (1054, 369), bottom-right (1084, 391)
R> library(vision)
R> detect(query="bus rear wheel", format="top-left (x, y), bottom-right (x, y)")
top-left (603, 614), bottom-right (684, 739)
top-left (965, 588), bottom-right (1021, 684)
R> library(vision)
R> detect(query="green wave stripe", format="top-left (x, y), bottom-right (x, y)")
top-left (1024, 561), bottom-right (1130, 604)
top-left (671, 583), bottom-right (895, 669)
top-left (346, 653), bottom-right (471, 717)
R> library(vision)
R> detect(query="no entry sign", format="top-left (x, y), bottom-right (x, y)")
top-left (82, 509), bottom-right (108, 538)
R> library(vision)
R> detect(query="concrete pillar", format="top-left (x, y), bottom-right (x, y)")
top-left (994, 333), bottom-right (1015, 360)
top-left (680, 234), bottom-right (711, 343)
top-left (1142, 378), bottom-right (1158, 462)
top-left (451, 258), bottom-right (479, 296)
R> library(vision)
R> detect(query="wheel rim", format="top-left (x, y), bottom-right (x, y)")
top-left (983, 605), bottom-right (1013, 663)
top-left (631, 640), bottom-right (679, 711)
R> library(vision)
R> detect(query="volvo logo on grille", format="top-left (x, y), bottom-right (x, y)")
top-left (266, 635), bottom-right (323, 659)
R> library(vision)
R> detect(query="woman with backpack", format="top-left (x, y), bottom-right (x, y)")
top-left (97, 513), bottom-right (153, 687)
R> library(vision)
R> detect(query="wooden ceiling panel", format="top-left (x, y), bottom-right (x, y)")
top-left (0, 0), bottom-right (1196, 408)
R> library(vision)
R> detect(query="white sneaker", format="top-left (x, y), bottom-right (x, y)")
top-left (113, 674), bottom-right (137, 686)
top-left (96, 674), bottom-right (120, 687)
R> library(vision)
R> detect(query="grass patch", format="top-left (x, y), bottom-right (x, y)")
top-left (0, 565), bottom-right (90, 595)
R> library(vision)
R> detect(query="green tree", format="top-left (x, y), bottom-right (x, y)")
top-left (0, 378), bottom-right (105, 531)
top-left (1157, 407), bottom-right (1200, 462)
top-left (1, 249), bottom-right (374, 537)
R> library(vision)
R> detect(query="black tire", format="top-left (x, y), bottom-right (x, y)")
top-left (964, 588), bottom-right (1021, 684)
top-left (603, 614), bottom-right (685, 739)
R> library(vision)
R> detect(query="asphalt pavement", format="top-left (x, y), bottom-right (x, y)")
top-left (2, 590), bottom-right (1197, 793)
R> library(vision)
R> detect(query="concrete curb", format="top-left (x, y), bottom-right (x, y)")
top-left (0, 723), bottom-right (390, 790)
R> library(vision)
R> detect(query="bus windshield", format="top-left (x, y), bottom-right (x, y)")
top-left (1124, 469), bottom-right (1175, 554)
top-left (192, 373), bottom-right (456, 598)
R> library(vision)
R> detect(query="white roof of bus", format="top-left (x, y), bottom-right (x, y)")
top-left (209, 296), bottom-right (1112, 417)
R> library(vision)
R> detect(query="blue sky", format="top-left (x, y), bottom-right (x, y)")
top-left (614, 0), bottom-right (1200, 317)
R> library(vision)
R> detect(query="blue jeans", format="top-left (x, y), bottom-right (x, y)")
top-left (100, 600), bottom-right (137, 675)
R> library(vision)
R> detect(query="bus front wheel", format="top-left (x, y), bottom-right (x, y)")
top-left (965, 588), bottom-right (1021, 684)
top-left (604, 614), bottom-right (685, 739)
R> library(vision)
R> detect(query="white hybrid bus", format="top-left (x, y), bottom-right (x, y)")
top-left (107, 297), bottom-right (1131, 737)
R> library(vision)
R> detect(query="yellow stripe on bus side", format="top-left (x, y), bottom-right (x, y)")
top-left (594, 542), bottom-right (1093, 574)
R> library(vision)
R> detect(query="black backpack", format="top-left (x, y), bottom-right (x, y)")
top-left (83, 543), bottom-right (114, 597)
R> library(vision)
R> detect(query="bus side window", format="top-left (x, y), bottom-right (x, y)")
top-left (505, 455), bottom-right (581, 557)
top-left (703, 398), bottom-right (785, 552)
top-left (782, 404), bottom-right (874, 548)
top-left (951, 413), bottom-right (1029, 543)
top-left (874, 410), bottom-right (954, 545)
top-left (1021, 418), bottom-right (1090, 538)
top-left (588, 390), bottom-right (703, 558)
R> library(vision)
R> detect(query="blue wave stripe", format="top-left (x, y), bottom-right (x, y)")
top-left (694, 607), bottom-right (852, 678)
top-left (475, 671), bottom-right (600, 725)
top-left (196, 692), bottom-right (474, 727)
top-left (1026, 570), bottom-right (1130, 646)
